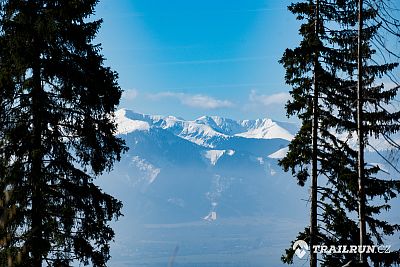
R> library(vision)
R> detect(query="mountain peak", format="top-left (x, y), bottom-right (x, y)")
top-left (115, 109), bottom-right (297, 144)
top-left (115, 109), bottom-right (150, 134)
top-left (236, 118), bottom-right (294, 141)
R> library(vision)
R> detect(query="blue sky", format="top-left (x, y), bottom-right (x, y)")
top-left (95, 0), bottom-right (300, 121)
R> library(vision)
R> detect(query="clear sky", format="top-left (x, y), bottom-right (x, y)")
top-left (94, 0), bottom-right (300, 121)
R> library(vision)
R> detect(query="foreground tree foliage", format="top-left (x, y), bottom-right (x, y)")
top-left (0, 0), bottom-right (126, 266)
top-left (279, 0), bottom-right (400, 266)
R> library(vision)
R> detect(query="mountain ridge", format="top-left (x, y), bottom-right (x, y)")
top-left (99, 109), bottom-right (398, 267)
top-left (115, 109), bottom-right (297, 148)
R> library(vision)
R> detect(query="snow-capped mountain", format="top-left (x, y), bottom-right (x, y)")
top-left (115, 108), bottom-right (296, 148)
top-left (107, 109), bottom-right (303, 220)
top-left (98, 110), bottom-right (308, 267)
top-left (99, 109), bottom-right (399, 267)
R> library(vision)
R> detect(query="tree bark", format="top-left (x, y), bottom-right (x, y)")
top-left (357, 0), bottom-right (366, 264)
top-left (310, 0), bottom-right (320, 267)
top-left (31, 42), bottom-right (43, 267)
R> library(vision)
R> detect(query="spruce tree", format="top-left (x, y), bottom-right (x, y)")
top-left (0, 0), bottom-right (126, 266)
top-left (280, 0), bottom-right (400, 266)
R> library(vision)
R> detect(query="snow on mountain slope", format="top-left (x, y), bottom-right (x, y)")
top-left (236, 119), bottom-right (294, 141)
top-left (115, 109), bottom-right (150, 134)
top-left (195, 116), bottom-right (246, 135)
top-left (202, 149), bottom-right (235, 165)
top-left (115, 109), bottom-right (297, 147)
top-left (268, 147), bottom-right (289, 159)
top-left (166, 119), bottom-right (227, 148)
top-left (131, 156), bottom-right (160, 184)
top-left (203, 150), bottom-right (226, 166)
top-left (116, 109), bottom-right (227, 147)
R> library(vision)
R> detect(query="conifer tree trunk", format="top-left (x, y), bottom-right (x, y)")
top-left (310, 1), bottom-right (320, 267)
top-left (31, 39), bottom-right (43, 267)
top-left (357, 0), bottom-right (366, 264)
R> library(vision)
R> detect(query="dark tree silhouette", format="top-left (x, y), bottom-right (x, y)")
top-left (280, 0), bottom-right (400, 266)
top-left (0, 0), bottom-right (127, 266)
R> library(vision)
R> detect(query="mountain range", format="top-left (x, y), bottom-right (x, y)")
top-left (95, 109), bottom-right (311, 267)
top-left (97, 109), bottom-right (399, 267)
